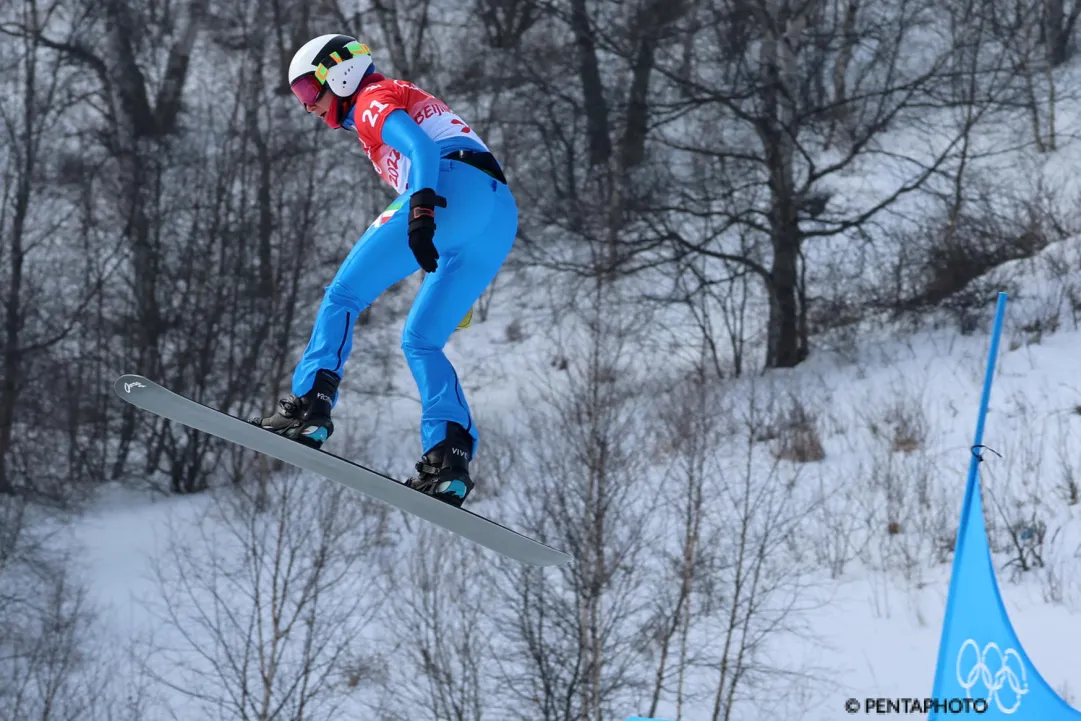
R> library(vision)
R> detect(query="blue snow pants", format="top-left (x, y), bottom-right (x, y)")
top-left (291, 158), bottom-right (517, 456)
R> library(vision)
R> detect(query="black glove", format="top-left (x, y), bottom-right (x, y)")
top-left (408, 188), bottom-right (447, 273)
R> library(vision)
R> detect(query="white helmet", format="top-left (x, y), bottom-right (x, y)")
top-left (288, 34), bottom-right (373, 100)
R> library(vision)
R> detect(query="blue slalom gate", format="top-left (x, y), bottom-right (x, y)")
top-left (929, 292), bottom-right (1081, 719)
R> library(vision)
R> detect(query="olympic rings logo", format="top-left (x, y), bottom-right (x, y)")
top-left (955, 639), bottom-right (1029, 714)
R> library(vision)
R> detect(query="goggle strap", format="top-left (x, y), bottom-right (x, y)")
top-left (314, 42), bottom-right (370, 86)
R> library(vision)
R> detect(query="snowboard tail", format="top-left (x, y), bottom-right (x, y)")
top-left (113, 374), bottom-right (571, 567)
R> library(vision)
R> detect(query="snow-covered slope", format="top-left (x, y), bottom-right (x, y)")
top-left (64, 232), bottom-right (1081, 720)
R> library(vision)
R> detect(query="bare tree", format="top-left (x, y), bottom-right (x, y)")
top-left (3, 0), bottom-right (361, 496)
top-left (143, 470), bottom-right (390, 720)
top-left (701, 382), bottom-right (833, 721)
top-left (464, 0), bottom-right (692, 281)
top-left (642, 363), bottom-right (723, 719)
top-left (0, 0), bottom-right (117, 499)
top-left (644, 0), bottom-right (1022, 369)
top-left (382, 532), bottom-right (496, 721)
top-left (0, 497), bottom-right (135, 721)
top-left (484, 285), bottom-right (658, 721)
top-left (1042, 0), bottom-right (1081, 66)
top-left (982, 0), bottom-right (1061, 151)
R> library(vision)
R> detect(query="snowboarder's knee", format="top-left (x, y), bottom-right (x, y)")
top-left (400, 324), bottom-right (441, 355)
top-left (324, 281), bottom-right (366, 311)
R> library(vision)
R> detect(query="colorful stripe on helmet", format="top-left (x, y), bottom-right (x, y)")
top-left (315, 42), bottom-right (370, 85)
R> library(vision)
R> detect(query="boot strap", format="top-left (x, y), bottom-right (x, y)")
top-left (277, 395), bottom-right (303, 417)
top-left (415, 461), bottom-right (442, 476)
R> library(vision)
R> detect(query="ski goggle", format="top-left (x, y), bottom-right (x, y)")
top-left (290, 73), bottom-right (325, 106)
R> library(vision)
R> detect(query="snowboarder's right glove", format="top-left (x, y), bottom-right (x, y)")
top-left (408, 188), bottom-right (446, 273)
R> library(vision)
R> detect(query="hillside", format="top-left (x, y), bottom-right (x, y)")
top-left (58, 230), bottom-right (1081, 720)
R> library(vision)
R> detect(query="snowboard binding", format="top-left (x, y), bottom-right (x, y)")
top-left (248, 369), bottom-right (339, 450)
top-left (406, 422), bottom-right (475, 507)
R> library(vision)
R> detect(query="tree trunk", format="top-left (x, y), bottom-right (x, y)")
top-left (1043, 0), bottom-right (1079, 67)
top-left (0, 19), bottom-right (41, 495)
top-left (830, 0), bottom-right (860, 145)
top-left (759, 5), bottom-right (809, 369)
top-left (768, 218), bottom-right (806, 368)
top-left (569, 0), bottom-right (612, 168)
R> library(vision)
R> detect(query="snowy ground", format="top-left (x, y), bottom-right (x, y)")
top-left (67, 236), bottom-right (1081, 720)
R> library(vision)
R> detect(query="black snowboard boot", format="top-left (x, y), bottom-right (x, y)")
top-left (405, 422), bottom-right (475, 507)
top-left (248, 369), bottom-right (340, 450)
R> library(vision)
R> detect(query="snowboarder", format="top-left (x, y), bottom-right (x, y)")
top-left (250, 34), bottom-right (517, 508)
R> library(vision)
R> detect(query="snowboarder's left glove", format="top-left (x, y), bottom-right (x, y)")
top-left (408, 188), bottom-right (446, 273)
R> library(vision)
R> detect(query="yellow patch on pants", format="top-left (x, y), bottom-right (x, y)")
top-left (456, 306), bottom-right (473, 330)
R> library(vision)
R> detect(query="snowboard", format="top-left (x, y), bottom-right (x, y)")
top-left (113, 374), bottom-right (571, 567)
